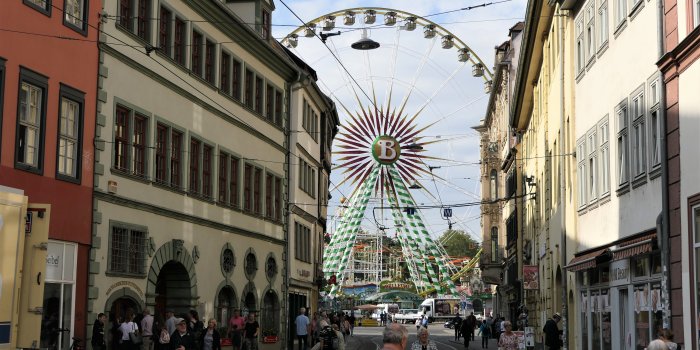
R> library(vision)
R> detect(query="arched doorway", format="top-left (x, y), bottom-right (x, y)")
top-left (261, 290), bottom-right (280, 339)
top-left (241, 282), bottom-right (257, 316)
top-left (216, 285), bottom-right (238, 327)
top-left (107, 296), bottom-right (141, 350)
top-left (155, 261), bottom-right (192, 317)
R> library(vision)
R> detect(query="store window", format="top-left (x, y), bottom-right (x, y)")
top-left (581, 291), bottom-right (588, 350)
top-left (40, 242), bottom-right (77, 350)
top-left (620, 288), bottom-right (630, 350)
top-left (634, 284), bottom-right (651, 349)
top-left (632, 256), bottom-right (649, 279)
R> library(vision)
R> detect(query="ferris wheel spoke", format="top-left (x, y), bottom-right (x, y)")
top-left (396, 36), bottom-right (437, 118)
top-left (384, 27), bottom-right (402, 114)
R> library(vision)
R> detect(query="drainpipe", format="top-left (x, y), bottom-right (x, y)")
top-left (557, 5), bottom-right (569, 350)
top-left (656, 0), bottom-right (670, 329)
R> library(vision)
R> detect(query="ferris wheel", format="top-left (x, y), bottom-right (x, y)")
top-left (284, 7), bottom-right (492, 296)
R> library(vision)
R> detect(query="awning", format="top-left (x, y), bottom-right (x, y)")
top-left (565, 248), bottom-right (611, 272)
top-left (612, 232), bottom-right (657, 261)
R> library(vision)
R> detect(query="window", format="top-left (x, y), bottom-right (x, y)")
top-left (57, 85), bottom-right (84, 181)
top-left (490, 227), bottom-right (498, 263)
top-left (295, 222), bottom-right (311, 262)
top-left (191, 30), bottom-right (202, 77)
top-left (586, 2), bottom-right (596, 63)
top-left (205, 39), bottom-right (215, 84)
top-left (159, 7), bottom-right (171, 57)
top-left (118, 0), bottom-right (150, 41)
top-left (599, 118), bottom-right (610, 195)
top-left (39, 242), bottom-right (77, 350)
top-left (189, 138), bottom-right (200, 193)
top-left (119, 0), bottom-right (133, 31)
top-left (693, 206), bottom-right (700, 338)
top-left (113, 105), bottom-right (148, 177)
top-left (232, 60), bottom-right (241, 100)
top-left (490, 169), bottom-right (498, 200)
top-left (265, 84), bottom-right (274, 122)
top-left (695, 0), bottom-right (700, 28)
top-left (261, 10), bottom-right (271, 39)
top-left (244, 164), bottom-right (252, 212)
top-left (244, 69), bottom-right (253, 108)
top-left (649, 78), bottom-right (662, 169)
top-left (254, 76), bottom-right (263, 114)
top-left (631, 88), bottom-right (646, 178)
top-left (174, 17), bottom-right (185, 65)
top-left (114, 107), bottom-right (129, 171)
top-left (298, 159), bottom-right (316, 197)
top-left (253, 167), bottom-right (262, 214)
top-left (244, 251), bottom-right (257, 278)
top-left (615, 100), bottom-right (629, 188)
top-left (136, 0), bottom-right (150, 41)
top-left (598, 1), bottom-right (609, 47)
top-left (64, 0), bottom-right (87, 32)
top-left (587, 128), bottom-right (598, 202)
top-left (264, 173), bottom-right (282, 221)
top-left (220, 51), bottom-right (230, 95)
top-left (274, 90), bottom-right (283, 126)
top-left (24, 0), bottom-right (50, 14)
top-left (154, 124), bottom-right (184, 188)
top-left (16, 69), bottom-right (48, 173)
top-left (202, 144), bottom-right (212, 198)
top-left (132, 114), bottom-right (147, 176)
top-left (575, 17), bottom-right (584, 75)
top-left (302, 99), bottom-right (319, 141)
top-left (109, 223), bottom-right (147, 275)
top-left (577, 139), bottom-right (587, 208)
top-left (615, 0), bottom-right (626, 27)
top-left (217, 152), bottom-right (240, 207)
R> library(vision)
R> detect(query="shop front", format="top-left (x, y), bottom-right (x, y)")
top-left (569, 232), bottom-right (661, 350)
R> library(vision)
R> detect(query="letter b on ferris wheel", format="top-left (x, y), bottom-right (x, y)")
top-left (371, 135), bottom-right (401, 165)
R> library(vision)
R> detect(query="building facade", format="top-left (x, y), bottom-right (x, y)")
top-left (0, 0), bottom-right (99, 347)
top-left (476, 22), bottom-right (523, 323)
top-left (563, 0), bottom-right (665, 349)
top-left (89, 0), bottom-right (308, 348)
top-left (658, 0), bottom-right (700, 347)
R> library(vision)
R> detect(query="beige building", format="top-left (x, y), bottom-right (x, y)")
top-left (88, 0), bottom-right (332, 348)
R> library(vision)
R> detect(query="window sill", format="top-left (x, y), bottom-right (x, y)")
top-left (111, 168), bottom-right (150, 184)
top-left (613, 20), bottom-right (628, 39)
top-left (152, 180), bottom-right (187, 194)
top-left (649, 166), bottom-right (662, 180)
top-left (106, 271), bottom-right (147, 279)
top-left (585, 56), bottom-right (596, 71)
top-left (189, 71), bottom-right (217, 91)
top-left (629, 1), bottom-right (644, 21)
top-left (15, 162), bottom-right (43, 176)
top-left (23, 0), bottom-right (51, 16)
top-left (154, 50), bottom-right (189, 75)
top-left (616, 183), bottom-right (630, 196)
top-left (63, 18), bottom-right (88, 37)
top-left (575, 69), bottom-right (585, 83)
top-left (56, 172), bottom-right (82, 185)
top-left (597, 41), bottom-right (609, 58)
top-left (188, 192), bottom-right (216, 204)
top-left (631, 174), bottom-right (647, 189)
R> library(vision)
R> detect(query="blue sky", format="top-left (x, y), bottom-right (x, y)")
top-left (271, 1), bottom-right (527, 244)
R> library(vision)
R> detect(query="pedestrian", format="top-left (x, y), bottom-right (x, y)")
top-left (342, 316), bottom-right (351, 338)
top-left (465, 312), bottom-right (477, 341)
top-left (647, 339), bottom-right (669, 350)
top-left (186, 310), bottom-right (203, 350)
top-left (295, 307), bottom-right (310, 350)
top-left (459, 315), bottom-right (471, 349)
top-left (156, 323), bottom-right (170, 350)
top-left (141, 309), bottom-right (154, 350)
top-left (543, 313), bottom-right (563, 350)
top-left (331, 324), bottom-right (345, 350)
top-left (242, 312), bottom-right (259, 350)
top-left (200, 319), bottom-right (221, 350)
top-left (118, 310), bottom-right (139, 350)
top-left (310, 312), bottom-right (320, 345)
top-left (348, 312), bottom-right (355, 336)
top-left (478, 320), bottom-right (491, 348)
top-left (169, 318), bottom-right (195, 350)
top-left (452, 314), bottom-right (462, 341)
top-left (92, 313), bottom-right (107, 350)
top-left (498, 321), bottom-right (518, 350)
top-left (657, 328), bottom-right (677, 350)
top-left (165, 311), bottom-right (177, 337)
top-left (227, 309), bottom-right (245, 350)
top-left (381, 323), bottom-right (408, 350)
top-left (420, 316), bottom-right (429, 329)
top-left (409, 327), bottom-right (437, 350)
top-left (415, 318), bottom-right (421, 332)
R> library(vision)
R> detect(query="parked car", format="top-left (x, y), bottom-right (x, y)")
top-left (443, 319), bottom-right (459, 329)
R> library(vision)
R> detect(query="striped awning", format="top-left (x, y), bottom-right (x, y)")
top-left (565, 248), bottom-right (611, 272)
top-left (612, 232), bottom-right (657, 261)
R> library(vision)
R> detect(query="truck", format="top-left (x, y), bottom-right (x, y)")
top-left (370, 303), bottom-right (400, 322)
top-left (420, 297), bottom-right (469, 322)
top-left (393, 308), bottom-right (421, 324)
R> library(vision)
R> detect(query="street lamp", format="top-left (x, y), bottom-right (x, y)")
top-left (351, 29), bottom-right (380, 50)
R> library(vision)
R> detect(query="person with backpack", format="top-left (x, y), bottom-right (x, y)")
top-left (156, 324), bottom-right (170, 350)
top-left (478, 320), bottom-right (491, 349)
top-left (318, 322), bottom-right (338, 350)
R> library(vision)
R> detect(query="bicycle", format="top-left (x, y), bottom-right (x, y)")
top-left (54, 329), bottom-right (83, 350)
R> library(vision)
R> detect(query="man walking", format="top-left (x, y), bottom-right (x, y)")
top-left (543, 313), bottom-right (563, 350)
top-left (465, 312), bottom-right (477, 341)
top-left (91, 313), bottom-right (107, 350)
top-left (294, 307), bottom-right (310, 350)
top-left (452, 314), bottom-right (462, 341)
top-left (141, 309), bottom-right (154, 350)
top-left (381, 323), bottom-right (408, 350)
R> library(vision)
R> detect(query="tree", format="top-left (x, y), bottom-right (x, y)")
top-left (438, 230), bottom-right (480, 258)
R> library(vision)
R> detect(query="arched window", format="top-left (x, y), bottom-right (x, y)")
top-left (490, 227), bottom-right (498, 263)
top-left (261, 290), bottom-right (280, 338)
top-left (490, 169), bottom-right (498, 200)
top-left (216, 286), bottom-right (237, 327)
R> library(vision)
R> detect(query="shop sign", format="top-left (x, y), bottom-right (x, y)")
top-left (46, 242), bottom-right (76, 282)
top-left (609, 259), bottom-right (630, 287)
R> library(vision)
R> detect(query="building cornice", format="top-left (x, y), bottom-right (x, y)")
top-left (658, 26), bottom-right (700, 81)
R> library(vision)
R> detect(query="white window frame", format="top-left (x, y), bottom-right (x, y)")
top-left (616, 99), bottom-right (629, 189)
top-left (576, 16), bottom-right (585, 76)
top-left (599, 116), bottom-right (611, 196)
top-left (587, 127), bottom-right (598, 203)
top-left (695, 0), bottom-right (700, 28)
top-left (586, 2), bottom-right (596, 64)
top-left (648, 75), bottom-right (662, 170)
top-left (18, 82), bottom-right (43, 168)
top-left (615, 0), bottom-right (627, 27)
top-left (692, 206), bottom-right (700, 335)
top-left (631, 86), bottom-right (646, 179)
top-left (577, 138), bottom-right (587, 208)
top-left (64, 0), bottom-right (86, 29)
top-left (598, 1), bottom-right (609, 48)
top-left (58, 97), bottom-right (80, 178)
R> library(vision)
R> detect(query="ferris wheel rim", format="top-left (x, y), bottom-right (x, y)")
top-left (282, 6), bottom-right (494, 82)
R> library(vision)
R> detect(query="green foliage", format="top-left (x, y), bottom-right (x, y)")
top-left (438, 230), bottom-right (480, 258)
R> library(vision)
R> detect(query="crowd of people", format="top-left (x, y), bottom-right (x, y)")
top-left (293, 308), bottom-right (355, 350)
top-left (91, 308), bottom-right (260, 350)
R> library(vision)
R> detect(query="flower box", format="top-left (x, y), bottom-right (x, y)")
top-left (221, 338), bottom-right (232, 346)
top-left (262, 336), bottom-right (278, 344)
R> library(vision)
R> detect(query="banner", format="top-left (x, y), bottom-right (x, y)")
top-left (523, 265), bottom-right (539, 290)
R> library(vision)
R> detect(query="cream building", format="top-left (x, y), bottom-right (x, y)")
top-left (509, 1), bottom-right (576, 347)
top-left (88, 0), bottom-right (322, 348)
top-left (563, 0), bottom-right (665, 349)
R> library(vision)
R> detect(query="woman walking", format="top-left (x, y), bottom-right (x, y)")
top-left (200, 319), bottom-right (221, 350)
top-left (118, 310), bottom-right (139, 350)
top-left (498, 321), bottom-right (518, 350)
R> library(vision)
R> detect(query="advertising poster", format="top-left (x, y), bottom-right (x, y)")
top-left (523, 265), bottom-right (539, 290)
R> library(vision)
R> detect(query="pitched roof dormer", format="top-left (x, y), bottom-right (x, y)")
top-left (221, 0), bottom-right (275, 41)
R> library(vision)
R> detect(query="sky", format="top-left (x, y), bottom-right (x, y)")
top-left (271, 0), bottom-right (527, 244)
